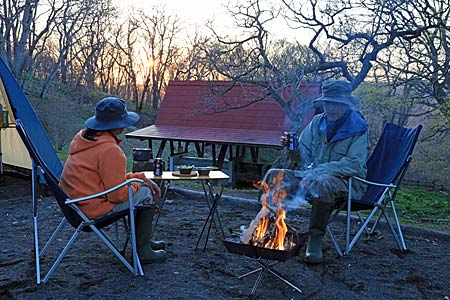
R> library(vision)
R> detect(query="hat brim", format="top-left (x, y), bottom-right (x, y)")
top-left (84, 112), bottom-right (139, 130)
top-left (313, 95), bottom-right (359, 106)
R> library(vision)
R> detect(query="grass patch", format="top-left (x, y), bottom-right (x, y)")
top-left (395, 186), bottom-right (450, 231)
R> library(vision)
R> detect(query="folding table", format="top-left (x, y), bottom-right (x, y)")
top-left (144, 170), bottom-right (229, 251)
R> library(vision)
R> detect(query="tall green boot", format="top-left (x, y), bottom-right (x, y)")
top-left (135, 207), bottom-right (167, 264)
top-left (305, 201), bottom-right (333, 264)
top-left (142, 206), bottom-right (166, 250)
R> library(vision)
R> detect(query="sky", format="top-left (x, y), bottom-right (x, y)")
top-left (115, 0), bottom-right (233, 35)
top-left (114, 0), bottom-right (312, 44)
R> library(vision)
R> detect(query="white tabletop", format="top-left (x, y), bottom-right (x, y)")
top-left (144, 170), bottom-right (229, 181)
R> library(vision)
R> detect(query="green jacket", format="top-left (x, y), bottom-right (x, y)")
top-left (290, 111), bottom-right (369, 199)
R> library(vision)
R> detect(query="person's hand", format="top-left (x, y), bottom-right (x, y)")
top-left (143, 179), bottom-right (161, 202)
top-left (280, 131), bottom-right (289, 147)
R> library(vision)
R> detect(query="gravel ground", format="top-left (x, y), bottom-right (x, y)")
top-left (1, 173), bottom-right (450, 300)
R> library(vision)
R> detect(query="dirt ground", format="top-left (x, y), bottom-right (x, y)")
top-left (1, 172), bottom-right (450, 300)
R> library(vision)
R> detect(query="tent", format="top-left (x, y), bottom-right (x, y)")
top-left (0, 56), bottom-right (63, 178)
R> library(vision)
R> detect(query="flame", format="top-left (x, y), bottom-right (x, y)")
top-left (254, 214), bottom-right (269, 241)
top-left (249, 170), bottom-right (291, 250)
top-left (273, 209), bottom-right (288, 250)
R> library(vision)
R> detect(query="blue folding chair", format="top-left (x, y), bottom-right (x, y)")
top-left (327, 123), bottom-right (422, 256)
top-left (16, 119), bottom-right (146, 283)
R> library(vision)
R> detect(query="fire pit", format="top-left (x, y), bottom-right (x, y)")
top-left (223, 231), bottom-right (305, 262)
top-left (223, 231), bottom-right (307, 296)
top-left (222, 169), bottom-right (308, 295)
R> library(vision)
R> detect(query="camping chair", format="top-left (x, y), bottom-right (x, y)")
top-left (15, 119), bottom-right (146, 284)
top-left (327, 122), bottom-right (422, 256)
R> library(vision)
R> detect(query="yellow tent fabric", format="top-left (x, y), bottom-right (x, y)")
top-left (0, 78), bottom-right (32, 170)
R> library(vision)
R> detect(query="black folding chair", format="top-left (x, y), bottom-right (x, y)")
top-left (327, 123), bottom-right (422, 256)
top-left (16, 119), bottom-right (146, 284)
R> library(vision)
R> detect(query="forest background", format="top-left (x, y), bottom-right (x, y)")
top-left (1, 0), bottom-right (449, 191)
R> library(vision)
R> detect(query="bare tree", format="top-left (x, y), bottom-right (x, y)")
top-left (172, 32), bottom-right (220, 81)
top-left (114, 15), bottom-right (142, 111)
top-left (197, 0), bottom-right (320, 132)
top-left (136, 7), bottom-right (182, 111)
top-left (71, 0), bottom-right (117, 94)
top-left (197, 0), bottom-right (450, 133)
top-left (375, 0), bottom-right (450, 132)
top-left (282, 0), bottom-right (450, 120)
top-left (39, 0), bottom-right (88, 98)
top-left (0, 0), bottom-right (65, 81)
top-left (36, 0), bottom-right (117, 99)
top-left (113, 7), bottom-right (182, 112)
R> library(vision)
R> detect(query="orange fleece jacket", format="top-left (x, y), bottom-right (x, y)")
top-left (59, 130), bottom-right (145, 219)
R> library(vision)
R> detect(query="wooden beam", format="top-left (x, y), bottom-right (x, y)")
top-left (184, 141), bottom-right (190, 152)
top-left (250, 147), bottom-right (259, 162)
top-left (148, 139), bottom-right (154, 157)
top-left (156, 140), bottom-right (167, 158)
top-left (217, 144), bottom-right (228, 169)
top-left (212, 144), bottom-right (216, 162)
top-left (169, 140), bottom-right (175, 155)
top-left (194, 142), bottom-right (204, 157)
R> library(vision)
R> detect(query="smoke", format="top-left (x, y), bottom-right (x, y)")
top-left (259, 168), bottom-right (309, 210)
top-left (260, 166), bottom-right (346, 210)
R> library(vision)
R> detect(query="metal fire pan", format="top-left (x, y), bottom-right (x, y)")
top-left (223, 232), bottom-right (307, 262)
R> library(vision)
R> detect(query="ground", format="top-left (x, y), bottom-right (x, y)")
top-left (1, 172), bottom-right (449, 300)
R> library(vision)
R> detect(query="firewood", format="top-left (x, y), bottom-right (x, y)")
top-left (265, 205), bottom-right (299, 233)
top-left (240, 206), bottom-right (270, 244)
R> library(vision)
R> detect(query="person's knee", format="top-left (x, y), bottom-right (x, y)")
top-left (133, 186), bottom-right (154, 205)
top-left (308, 175), bottom-right (341, 204)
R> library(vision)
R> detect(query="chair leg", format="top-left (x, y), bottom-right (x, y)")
top-left (327, 225), bottom-right (343, 257)
top-left (43, 229), bottom-right (81, 283)
top-left (346, 207), bottom-right (380, 255)
top-left (90, 225), bottom-right (141, 275)
top-left (382, 207), bottom-right (407, 251)
top-left (41, 218), bottom-right (67, 256)
top-left (326, 201), bottom-right (346, 256)
top-left (35, 217), bottom-right (68, 284)
top-left (390, 201), bottom-right (407, 250)
top-left (33, 216), bottom-right (40, 284)
top-left (120, 217), bottom-right (130, 254)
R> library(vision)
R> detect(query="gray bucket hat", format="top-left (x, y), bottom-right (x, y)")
top-left (84, 97), bottom-right (139, 130)
top-left (313, 80), bottom-right (359, 106)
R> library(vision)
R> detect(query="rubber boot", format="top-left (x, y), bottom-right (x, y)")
top-left (135, 207), bottom-right (167, 264)
top-left (141, 206), bottom-right (166, 250)
top-left (305, 201), bottom-right (333, 264)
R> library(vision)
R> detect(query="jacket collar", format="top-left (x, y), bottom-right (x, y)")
top-left (319, 110), bottom-right (367, 143)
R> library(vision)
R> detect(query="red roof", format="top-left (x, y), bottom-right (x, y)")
top-left (127, 80), bottom-right (320, 148)
top-left (155, 80), bottom-right (320, 131)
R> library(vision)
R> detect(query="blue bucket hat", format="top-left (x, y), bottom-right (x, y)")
top-left (313, 80), bottom-right (359, 106)
top-left (84, 97), bottom-right (139, 130)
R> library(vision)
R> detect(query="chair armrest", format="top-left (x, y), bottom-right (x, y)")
top-left (352, 176), bottom-right (396, 188)
top-left (65, 178), bottom-right (144, 204)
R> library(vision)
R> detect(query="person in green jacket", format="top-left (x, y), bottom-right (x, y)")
top-left (281, 80), bottom-right (369, 264)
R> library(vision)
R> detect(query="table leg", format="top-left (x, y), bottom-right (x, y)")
top-left (151, 180), bottom-right (170, 238)
top-left (195, 181), bottom-right (225, 251)
top-left (206, 181), bottom-right (225, 238)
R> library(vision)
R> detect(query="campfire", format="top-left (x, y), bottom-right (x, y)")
top-left (222, 169), bottom-right (306, 295)
top-left (240, 171), bottom-right (295, 251)
top-left (223, 169), bottom-right (306, 261)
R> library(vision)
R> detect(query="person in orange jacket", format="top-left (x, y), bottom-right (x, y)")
top-left (60, 97), bottom-right (167, 263)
